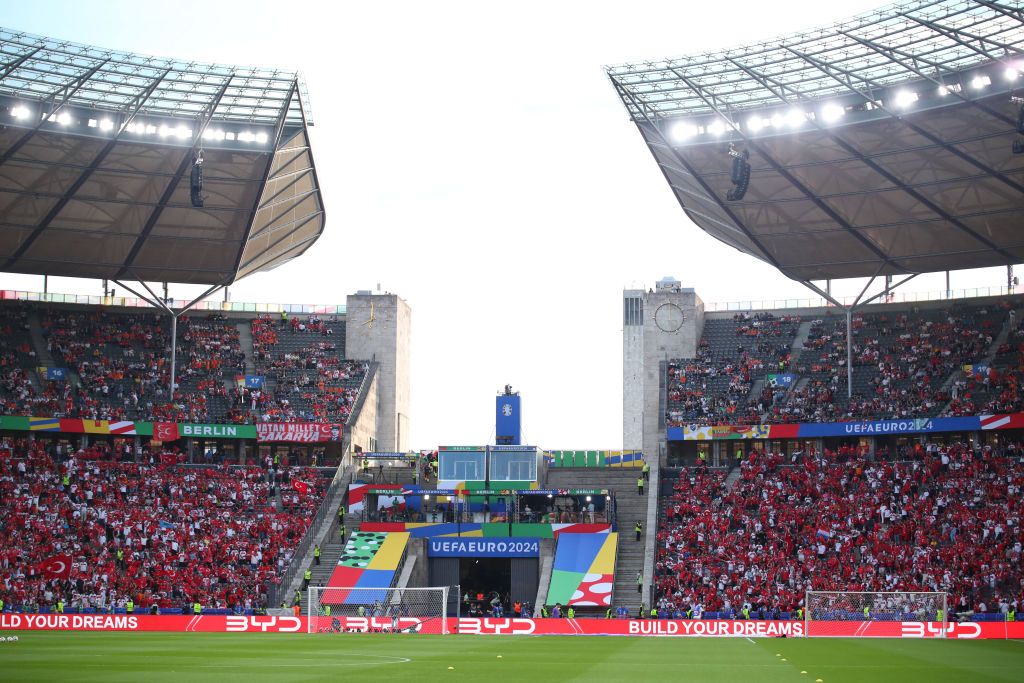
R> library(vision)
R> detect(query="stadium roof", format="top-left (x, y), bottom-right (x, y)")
top-left (607, 0), bottom-right (1024, 282)
top-left (0, 27), bottom-right (324, 285)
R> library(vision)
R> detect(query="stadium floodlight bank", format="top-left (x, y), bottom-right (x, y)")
top-left (307, 586), bottom-right (449, 635)
top-left (805, 591), bottom-right (947, 637)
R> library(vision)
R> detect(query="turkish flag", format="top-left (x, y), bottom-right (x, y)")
top-left (38, 554), bottom-right (72, 580)
top-left (292, 480), bottom-right (309, 496)
top-left (153, 422), bottom-right (179, 442)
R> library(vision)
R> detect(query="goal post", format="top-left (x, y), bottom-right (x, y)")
top-left (804, 591), bottom-right (947, 638)
top-left (307, 586), bottom-right (449, 635)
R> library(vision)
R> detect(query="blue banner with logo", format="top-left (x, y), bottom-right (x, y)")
top-left (496, 394), bottom-right (522, 445)
top-left (796, 416), bottom-right (980, 438)
top-left (244, 375), bottom-right (265, 389)
top-left (428, 537), bottom-right (540, 558)
top-left (41, 367), bottom-right (68, 381)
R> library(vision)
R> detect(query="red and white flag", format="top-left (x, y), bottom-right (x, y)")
top-left (38, 554), bottom-right (72, 580)
top-left (292, 480), bottom-right (310, 496)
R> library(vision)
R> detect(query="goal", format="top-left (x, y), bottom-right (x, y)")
top-left (805, 591), bottom-right (947, 638)
top-left (307, 586), bottom-right (450, 635)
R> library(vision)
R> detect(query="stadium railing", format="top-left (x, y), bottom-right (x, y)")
top-left (0, 289), bottom-right (347, 315)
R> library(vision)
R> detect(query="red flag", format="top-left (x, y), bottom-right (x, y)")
top-left (39, 554), bottom-right (72, 580)
top-left (292, 480), bottom-right (310, 495)
top-left (153, 422), bottom-right (179, 442)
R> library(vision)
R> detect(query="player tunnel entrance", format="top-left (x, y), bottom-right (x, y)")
top-left (426, 538), bottom-right (540, 615)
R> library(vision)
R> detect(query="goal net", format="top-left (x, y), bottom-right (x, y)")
top-left (805, 591), bottom-right (947, 638)
top-left (307, 586), bottom-right (449, 635)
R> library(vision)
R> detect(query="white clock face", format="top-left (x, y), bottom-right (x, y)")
top-left (655, 303), bottom-right (685, 333)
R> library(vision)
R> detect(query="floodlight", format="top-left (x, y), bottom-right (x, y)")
top-left (707, 120), bottom-right (726, 136)
top-left (10, 105), bottom-right (30, 120)
top-left (747, 117), bottom-right (764, 132)
top-left (1005, 67), bottom-right (1020, 81)
top-left (56, 112), bottom-right (71, 125)
top-left (785, 109), bottom-right (805, 128)
top-left (770, 113), bottom-right (784, 128)
top-left (893, 90), bottom-right (918, 109)
top-left (821, 103), bottom-right (845, 123)
top-left (670, 121), bottom-right (697, 141)
top-left (99, 119), bottom-right (113, 132)
top-left (971, 75), bottom-right (991, 89)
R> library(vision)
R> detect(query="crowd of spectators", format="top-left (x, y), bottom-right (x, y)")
top-left (0, 304), bottom-right (368, 426)
top-left (668, 300), bottom-right (1021, 428)
top-left (666, 313), bottom-right (800, 427)
top-left (655, 444), bottom-right (1023, 620)
top-left (0, 437), bottom-right (325, 613)
top-left (245, 315), bottom-right (366, 424)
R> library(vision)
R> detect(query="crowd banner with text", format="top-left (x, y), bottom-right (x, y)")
top-left (256, 423), bottom-right (343, 443)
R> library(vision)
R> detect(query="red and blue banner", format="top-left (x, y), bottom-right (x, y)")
top-left (668, 413), bottom-right (1024, 441)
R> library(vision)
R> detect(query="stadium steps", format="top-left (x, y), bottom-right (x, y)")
top-left (236, 321), bottom-right (256, 376)
top-left (723, 466), bottom-right (743, 490)
top-left (545, 468), bottom-right (650, 614)
top-left (297, 542), bottom-right (346, 612)
top-left (27, 309), bottom-right (56, 368)
top-left (789, 319), bottom-right (814, 364)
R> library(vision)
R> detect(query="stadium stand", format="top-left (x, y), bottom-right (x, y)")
top-left (0, 303), bottom-right (366, 425)
top-left (667, 298), bottom-right (1022, 427)
top-left (655, 445), bottom-right (1023, 620)
top-left (0, 437), bottom-right (325, 613)
top-left (246, 314), bottom-right (364, 424)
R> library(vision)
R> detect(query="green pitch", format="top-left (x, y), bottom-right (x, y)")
top-left (2, 631), bottom-right (1023, 682)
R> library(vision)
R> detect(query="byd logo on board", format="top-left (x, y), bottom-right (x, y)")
top-left (455, 618), bottom-right (536, 635)
top-left (900, 621), bottom-right (981, 639)
top-left (224, 616), bottom-right (302, 633)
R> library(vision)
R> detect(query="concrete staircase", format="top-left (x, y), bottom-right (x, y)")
top-left (545, 468), bottom-right (650, 614)
top-left (789, 320), bottom-right (814, 364)
top-left (27, 309), bottom-right (55, 368)
top-left (236, 321), bottom-right (256, 375)
top-left (723, 466), bottom-right (744, 490)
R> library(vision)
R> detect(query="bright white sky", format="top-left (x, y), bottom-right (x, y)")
top-left (1, 1), bottom-right (1013, 450)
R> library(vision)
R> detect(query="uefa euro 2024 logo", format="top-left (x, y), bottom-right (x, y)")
top-left (502, 404), bottom-right (513, 417)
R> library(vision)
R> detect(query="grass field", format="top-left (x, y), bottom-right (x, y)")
top-left (3, 631), bottom-right (1023, 682)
